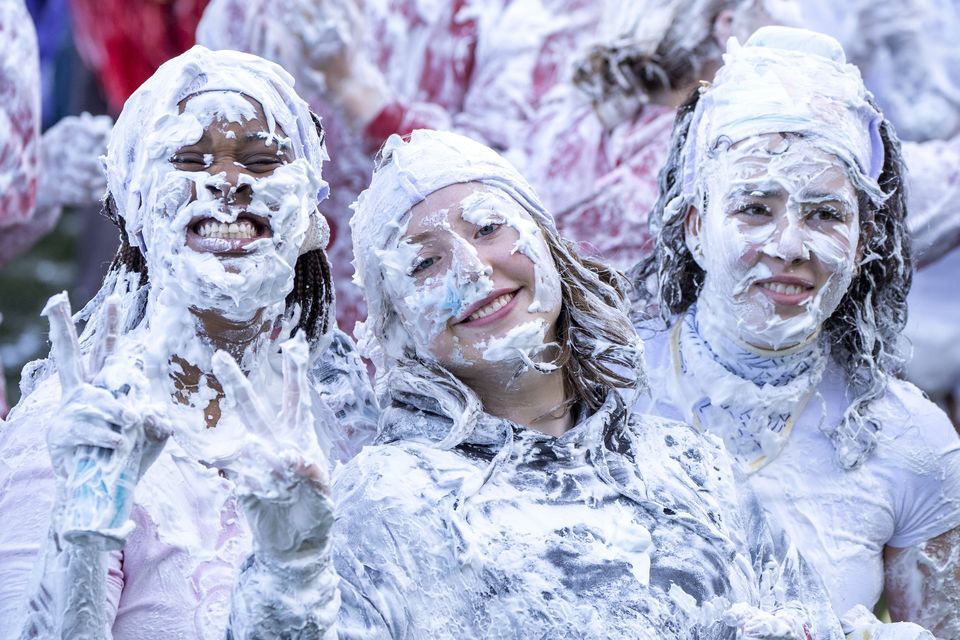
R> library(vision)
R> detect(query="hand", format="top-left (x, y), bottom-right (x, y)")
top-left (840, 605), bottom-right (934, 640)
top-left (208, 333), bottom-right (334, 572)
top-left (43, 292), bottom-right (170, 550)
top-left (36, 113), bottom-right (112, 211)
top-left (273, 0), bottom-right (363, 72)
top-left (723, 602), bottom-right (806, 640)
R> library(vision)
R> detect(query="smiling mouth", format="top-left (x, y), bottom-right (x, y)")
top-left (187, 214), bottom-right (272, 254)
top-left (756, 279), bottom-right (814, 304)
top-left (456, 290), bottom-right (519, 327)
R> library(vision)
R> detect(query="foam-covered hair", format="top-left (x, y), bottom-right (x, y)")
top-left (351, 129), bottom-right (644, 447)
top-left (105, 45), bottom-right (329, 252)
top-left (634, 27), bottom-right (911, 470)
top-left (351, 129), bottom-right (556, 367)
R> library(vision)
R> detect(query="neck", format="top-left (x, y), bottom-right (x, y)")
top-left (191, 307), bottom-right (270, 361)
top-left (690, 305), bottom-right (822, 386)
top-left (463, 365), bottom-right (573, 437)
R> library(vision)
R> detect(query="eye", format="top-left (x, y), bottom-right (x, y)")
top-left (170, 153), bottom-right (206, 169)
top-left (809, 205), bottom-right (846, 222)
top-left (475, 221), bottom-right (502, 238)
top-left (240, 155), bottom-right (285, 173)
top-left (410, 255), bottom-right (439, 275)
top-left (733, 203), bottom-right (771, 218)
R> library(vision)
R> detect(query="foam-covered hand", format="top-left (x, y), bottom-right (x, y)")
top-left (840, 605), bottom-right (934, 640)
top-left (723, 602), bottom-right (808, 640)
top-left (210, 333), bottom-right (334, 572)
top-left (36, 113), bottom-right (112, 211)
top-left (274, 0), bottom-right (362, 69)
top-left (43, 292), bottom-right (170, 549)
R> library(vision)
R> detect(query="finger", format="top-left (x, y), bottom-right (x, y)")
top-left (211, 350), bottom-right (276, 443)
top-left (141, 412), bottom-right (173, 444)
top-left (279, 333), bottom-right (311, 435)
top-left (89, 296), bottom-right (121, 373)
top-left (42, 292), bottom-right (85, 392)
top-left (65, 387), bottom-right (138, 429)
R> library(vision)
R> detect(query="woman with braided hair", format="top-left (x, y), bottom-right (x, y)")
top-left (0, 46), bottom-right (375, 638)
top-left (634, 26), bottom-right (960, 638)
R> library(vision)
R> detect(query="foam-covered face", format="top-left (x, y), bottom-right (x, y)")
top-left (686, 133), bottom-right (860, 349)
top-left (382, 182), bottom-right (562, 376)
top-left (140, 91), bottom-right (320, 321)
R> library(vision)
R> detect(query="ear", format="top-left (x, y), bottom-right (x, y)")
top-left (712, 9), bottom-right (735, 48)
top-left (684, 206), bottom-right (707, 269)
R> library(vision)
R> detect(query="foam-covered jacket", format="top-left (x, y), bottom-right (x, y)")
top-left (230, 391), bottom-right (843, 639)
top-left (0, 329), bottom-right (376, 640)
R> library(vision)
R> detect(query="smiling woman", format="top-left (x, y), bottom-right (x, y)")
top-left (0, 46), bottom-right (377, 639)
top-left (634, 26), bottom-right (960, 637)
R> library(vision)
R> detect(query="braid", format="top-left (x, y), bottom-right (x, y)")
top-left (104, 194), bottom-right (149, 287)
top-left (283, 111), bottom-right (335, 343)
top-left (287, 248), bottom-right (334, 342)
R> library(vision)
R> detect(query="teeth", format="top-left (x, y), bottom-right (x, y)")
top-left (467, 293), bottom-right (513, 322)
top-left (196, 219), bottom-right (258, 240)
top-left (763, 282), bottom-right (805, 296)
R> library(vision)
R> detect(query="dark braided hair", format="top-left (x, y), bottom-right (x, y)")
top-left (633, 87), bottom-right (912, 468)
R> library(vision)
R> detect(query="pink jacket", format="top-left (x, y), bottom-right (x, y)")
top-left (0, 0), bottom-right (40, 236)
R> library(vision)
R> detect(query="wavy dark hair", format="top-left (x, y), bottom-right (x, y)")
top-left (632, 88), bottom-right (912, 468)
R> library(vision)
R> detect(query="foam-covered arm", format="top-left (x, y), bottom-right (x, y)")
top-left (227, 509), bottom-right (339, 640)
top-left (903, 137), bottom-right (960, 268)
top-left (213, 336), bottom-right (344, 638)
top-left (10, 294), bottom-right (168, 638)
top-left (884, 525), bottom-right (960, 638)
top-left (34, 113), bottom-right (111, 214)
top-left (15, 538), bottom-right (117, 640)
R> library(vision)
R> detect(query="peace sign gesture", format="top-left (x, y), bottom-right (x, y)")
top-left (208, 333), bottom-right (335, 567)
top-left (43, 292), bottom-right (170, 551)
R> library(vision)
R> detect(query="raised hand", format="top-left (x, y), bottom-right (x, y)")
top-left (270, 0), bottom-right (362, 71)
top-left (722, 602), bottom-right (807, 640)
top-left (209, 333), bottom-right (335, 569)
top-left (840, 605), bottom-right (934, 640)
top-left (43, 291), bottom-right (169, 550)
top-left (36, 113), bottom-right (112, 211)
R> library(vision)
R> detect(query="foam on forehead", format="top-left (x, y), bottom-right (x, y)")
top-left (682, 26), bottom-right (886, 206)
top-left (351, 129), bottom-right (556, 290)
top-left (105, 45), bottom-right (327, 230)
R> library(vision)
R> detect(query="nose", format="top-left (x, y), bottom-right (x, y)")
top-left (767, 216), bottom-right (810, 263)
top-left (453, 242), bottom-right (492, 285)
top-left (204, 162), bottom-right (251, 202)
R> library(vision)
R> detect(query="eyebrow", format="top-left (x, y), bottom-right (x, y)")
top-left (725, 184), bottom-right (785, 199)
top-left (795, 189), bottom-right (851, 203)
top-left (403, 231), bottom-right (435, 245)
